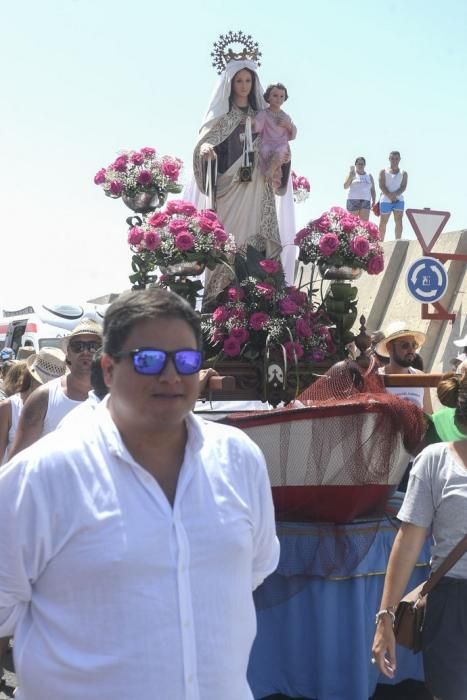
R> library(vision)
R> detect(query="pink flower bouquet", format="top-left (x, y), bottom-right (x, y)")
top-left (94, 147), bottom-right (183, 200)
top-left (128, 200), bottom-right (236, 273)
top-left (202, 253), bottom-right (333, 362)
top-left (292, 171), bottom-right (311, 203)
top-left (294, 207), bottom-right (384, 274)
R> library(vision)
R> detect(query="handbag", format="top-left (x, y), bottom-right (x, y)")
top-left (394, 535), bottom-right (467, 653)
top-left (372, 201), bottom-right (380, 217)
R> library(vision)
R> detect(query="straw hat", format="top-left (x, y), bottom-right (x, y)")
top-left (27, 347), bottom-right (67, 385)
top-left (63, 319), bottom-right (103, 347)
top-left (375, 321), bottom-right (426, 358)
top-left (454, 333), bottom-right (467, 348)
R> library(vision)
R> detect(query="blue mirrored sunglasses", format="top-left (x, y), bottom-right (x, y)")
top-left (114, 348), bottom-right (203, 376)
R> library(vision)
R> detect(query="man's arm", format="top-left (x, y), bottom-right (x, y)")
top-left (8, 387), bottom-right (49, 459)
top-left (379, 169), bottom-right (391, 197)
top-left (395, 171), bottom-right (408, 197)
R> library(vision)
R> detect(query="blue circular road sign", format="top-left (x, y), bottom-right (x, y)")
top-left (405, 256), bottom-right (448, 303)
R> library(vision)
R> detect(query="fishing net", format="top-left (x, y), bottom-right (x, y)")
top-left (222, 359), bottom-right (426, 604)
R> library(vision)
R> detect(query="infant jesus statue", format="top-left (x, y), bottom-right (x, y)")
top-left (253, 82), bottom-right (297, 194)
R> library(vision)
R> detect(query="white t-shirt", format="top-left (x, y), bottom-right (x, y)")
top-left (378, 366), bottom-right (424, 409)
top-left (0, 401), bottom-right (279, 700)
top-left (347, 173), bottom-right (372, 201)
top-left (398, 443), bottom-right (467, 578)
top-left (380, 169), bottom-right (405, 203)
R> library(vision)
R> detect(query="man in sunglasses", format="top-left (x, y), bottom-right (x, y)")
top-left (0, 288), bottom-right (279, 700)
top-left (375, 320), bottom-right (432, 414)
top-left (8, 318), bottom-right (102, 459)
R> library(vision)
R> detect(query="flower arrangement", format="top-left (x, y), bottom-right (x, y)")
top-left (202, 247), bottom-right (334, 363)
top-left (94, 147), bottom-right (183, 200)
top-left (292, 170), bottom-right (311, 203)
top-left (294, 207), bottom-right (384, 274)
top-left (127, 200), bottom-right (236, 302)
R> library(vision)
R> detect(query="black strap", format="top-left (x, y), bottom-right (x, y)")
top-left (421, 534), bottom-right (467, 597)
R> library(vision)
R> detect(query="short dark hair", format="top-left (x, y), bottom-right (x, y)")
top-left (355, 156), bottom-right (366, 166)
top-left (389, 151), bottom-right (401, 158)
top-left (103, 288), bottom-right (202, 357)
top-left (263, 83), bottom-right (288, 103)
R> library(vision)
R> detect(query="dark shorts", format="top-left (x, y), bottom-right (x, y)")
top-left (346, 198), bottom-right (371, 212)
top-left (423, 577), bottom-right (467, 700)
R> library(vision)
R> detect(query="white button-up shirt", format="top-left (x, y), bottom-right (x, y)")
top-left (0, 400), bottom-right (279, 700)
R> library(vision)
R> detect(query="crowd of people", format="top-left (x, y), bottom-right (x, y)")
top-left (0, 286), bottom-right (466, 699)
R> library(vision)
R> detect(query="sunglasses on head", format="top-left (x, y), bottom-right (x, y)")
top-left (114, 348), bottom-right (203, 376)
top-left (69, 340), bottom-right (101, 353)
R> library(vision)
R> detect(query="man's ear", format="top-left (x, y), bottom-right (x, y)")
top-left (101, 353), bottom-right (114, 388)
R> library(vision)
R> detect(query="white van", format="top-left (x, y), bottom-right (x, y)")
top-left (0, 303), bottom-right (107, 355)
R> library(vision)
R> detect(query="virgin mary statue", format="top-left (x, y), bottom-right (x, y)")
top-left (186, 36), bottom-right (297, 303)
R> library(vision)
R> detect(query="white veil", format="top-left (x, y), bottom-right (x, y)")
top-left (199, 59), bottom-right (267, 134)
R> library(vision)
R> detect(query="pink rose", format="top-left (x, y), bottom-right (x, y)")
top-left (197, 215), bottom-right (216, 232)
top-left (137, 169), bottom-right (153, 186)
top-left (318, 233), bottom-right (339, 256)
top-left (326, 339), bottom-right (337, 354)
top-left (223, 337), bottom-right (242, 357)
top-left (127, 226), bottom-right (144, 246)
top-left (259, 259), bottom-right (281, 274)
top-left (140, 147), bottom-right (156, 157)
top-left (165, 200), bottom-right (197, 216)
top-left (284, 341), bottom-right (304, 362)
top-left (297, 176), bottom-right (310, 191)
top-left (289, 288), bottom-right (308, 305)
top-left (367, 222), bottom-right (380, 240)
top-left (168, 218), bottom-right (190, 233)
top-left (112, 155), bottom-right (128, 172)
top-left (249, 312), bottom-right (270, 330)
top-left (318, 326), bottom-right (331, 340)
top-left (256, 282), bottom-right (275, 299)
top-left (229, 327), bottom-right (249, 344)
top-left (175, 232), bottom-right (195, 251)
top-left (368, 255), bottom-right (384, 275)
top-left (294, 227), bottom-right (310, 244)
top-left (199, 209), bottom-right (219, 222)
top-left (161, 160), bottom-right (180, 181)
top-left (313, 214), bottom-right (331, 232)
top-left (213, 226), bottom-right (228, 244)
top-left (329, 206), bottom-right (347, 218)
top-left (279, 297), bottom-right (299, 315)
top-left (296, 318), bottom-right (312, 338)
top-left (350, 235), bottom-right (370, 257)
top-left (144, 230), bottom-right (161, 251)
top-left (94, 168), bottom-right (106, 185)
top-left (110, 180), bottom-right (123, 196)
top-left (227, 287), bottom-right (245, 302)
top-left (340, 215), bottom-right (358, 234)
top-left (131, 152), bottom-right (145, 165)
top-left (212, 306), bottom-right (228, 324)
top-left (148, 212), bottom-right (169, 228)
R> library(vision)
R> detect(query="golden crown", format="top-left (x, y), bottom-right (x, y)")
top-left (211, 31), bottom-right (262, 75)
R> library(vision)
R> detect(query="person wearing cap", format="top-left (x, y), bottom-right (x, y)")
top-left (0, 287), bottom-right (278, 700)
top-left (376, 321), bottom-right (432, 414)
top-left (8, 319), bottom-right (102, 459)
top-left (0, 348), bottom-right (67, 464)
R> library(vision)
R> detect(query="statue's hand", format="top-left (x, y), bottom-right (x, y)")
top-left (200, 144), bottom-right (217, 161)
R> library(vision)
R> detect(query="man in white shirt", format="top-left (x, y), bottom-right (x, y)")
top-left (0, 287), bottom-right (279, 700)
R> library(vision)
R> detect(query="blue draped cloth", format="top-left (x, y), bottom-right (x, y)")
top-left (248, 516), bottom-right (430, 700)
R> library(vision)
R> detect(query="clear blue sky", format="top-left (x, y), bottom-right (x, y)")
top-left (1, 0), bottom-right (466, 309)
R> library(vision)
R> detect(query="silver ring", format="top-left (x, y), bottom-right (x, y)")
top-left (370, 657), bottom-right (376, 665)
